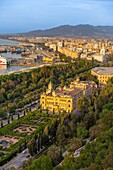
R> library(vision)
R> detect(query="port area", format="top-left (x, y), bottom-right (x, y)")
top-left (0, 40), bottom-right (66, 75)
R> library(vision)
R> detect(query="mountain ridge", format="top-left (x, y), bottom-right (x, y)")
top-left (2, 24), bottom-right (113, 38)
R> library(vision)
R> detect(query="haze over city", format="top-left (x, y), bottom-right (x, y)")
top-left (0, 0), bottom-right (113, 33)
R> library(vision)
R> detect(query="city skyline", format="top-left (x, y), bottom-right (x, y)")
top-left (0, 0), bottom-right (113, 33)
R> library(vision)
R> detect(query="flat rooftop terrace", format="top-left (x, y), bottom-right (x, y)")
top-left (92, 67), bottom-right (113, 75)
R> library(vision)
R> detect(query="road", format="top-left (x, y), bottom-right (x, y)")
top-left (62, 138), bottom-right (90, 158)
top-left (1, 149), bottom-right (30, 170)
top-left (74, 138), bottom-right (95, 158)
top-left (1, 147), bottom-right (46, 170)
top-left (59, 138), bottom-right (91, 167)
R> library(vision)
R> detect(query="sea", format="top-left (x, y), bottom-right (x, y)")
top-left (0, 38), bottom-right (19, 46)
top-left (0, 38), bottom-right (28, 75)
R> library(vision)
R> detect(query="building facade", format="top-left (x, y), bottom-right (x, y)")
top-left (91, 67), bottom-right (113, 85)
top-left (40, 79), bottom-right (96, 113)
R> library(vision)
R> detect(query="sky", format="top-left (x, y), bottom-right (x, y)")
top-left (0, 0), bottom-right (113, 33)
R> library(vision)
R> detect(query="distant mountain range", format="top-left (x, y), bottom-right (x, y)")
top-left (22, 25), bottom-right (113, 38)
top-left (2, 24), bottom-right (113, 38)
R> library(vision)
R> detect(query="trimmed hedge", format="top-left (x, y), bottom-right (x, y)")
top-left (0, 149), bottom-right (17, 166)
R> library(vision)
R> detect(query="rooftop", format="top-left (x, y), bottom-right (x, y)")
top-left (46, 88), bottom-right (83, 98)
top-left (92, 67), bottom-right (113, 75)
top-left (61, 88), bottom-right (82, 96)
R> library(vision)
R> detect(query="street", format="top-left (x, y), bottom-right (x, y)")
top-left (1, 149), bottom-right (30, 170)
top-left (1, 147), bottom-right (46, 170)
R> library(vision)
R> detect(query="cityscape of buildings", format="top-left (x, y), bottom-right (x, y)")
top-left (1, 36), bottom-right (113, 66)
top-left (0, 35), bottom-right (113, 170)
top-left (1, 0), bottom-right (113, 169)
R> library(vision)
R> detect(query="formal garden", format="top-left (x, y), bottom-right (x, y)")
top-left (0, 110), bottom-right (59, 166)
top-left (13, 124), bottom-right (37, 136)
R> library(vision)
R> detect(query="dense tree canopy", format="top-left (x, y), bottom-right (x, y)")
top-left (0, 59), bottom-right (97, 118)
top-left (22, 77), bottom-right (113, 170)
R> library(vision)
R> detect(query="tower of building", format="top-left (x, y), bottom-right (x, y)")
top-left (100, 47), bottom-right (106, 55)
top-left (46, 81), bottom-right (53, 94)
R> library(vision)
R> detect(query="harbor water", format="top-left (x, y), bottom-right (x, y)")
top-left (0, 38), bottom-right (28, 75)
top-left (0, 65), bottom-right (28, 75)
top-left (0, 38), bottom-right (19, 46)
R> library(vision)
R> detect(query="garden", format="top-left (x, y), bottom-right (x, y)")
top-left (0, 110), bottom-right (58, 166)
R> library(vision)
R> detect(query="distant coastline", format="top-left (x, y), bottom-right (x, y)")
top-left (0, 38), bottom-right (19, 46)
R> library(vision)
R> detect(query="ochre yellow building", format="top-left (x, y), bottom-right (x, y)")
top-left (58, 47), bottom-right (78, 59)
top-left (91, 67), bottom-right (113, 85)
top-left (40, 79), bottom-right (96, 113)
top-left (42, 56), bottom-right (54, 62)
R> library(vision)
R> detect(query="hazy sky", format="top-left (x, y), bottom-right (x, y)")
top-left (0, 0), bottom-right (113, 33)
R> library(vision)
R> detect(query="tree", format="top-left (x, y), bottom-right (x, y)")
top-left (8, 167), bottom-right (17, 170)
top-left (27, 139), bottom-right (37, 156)
top-left (41, 133), bottom-right (49, 146)
top-left (89, 124), bottom-right (103, 140)
top-left (60, 157), bottom-right (75, 170)
top-left (83, 111), bottom-right (95, 129)
top-left (77, 126), bottom-right (88, 139)
top-left (88, 163), bottom-right (101, 170)
top-left (49, 119), bottom-right (58, 138)
top-left (1, 120), bottom-right (3, 128)
top-left (7, 117), bottom-right (10, 124)
top-left (70, 138), bottom-right (82, 152)
top-left (47, 145), bottom-right (63, 166)
top-left (56, 124), bottom-right (66, 148)
top-left (102, 152), bottom-right (113, 169)
top-left (20, 158), bottom-right (33, 170)
top-left (11, 114), bottom-right (13, 121)
top-left (27, 155), bottom-right (53, 170)
top-left (17, 113), bottom-right (20, 120)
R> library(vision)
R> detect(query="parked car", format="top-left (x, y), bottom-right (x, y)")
top-left (26, 154), bottom-right (30, 158)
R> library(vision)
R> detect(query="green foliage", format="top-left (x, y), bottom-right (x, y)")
top-left (0, 59), bottom-right (98, 118)
top-left (27, 139), bottom-right (37, 156)
top-left (103, 103), bottom-right (113, 111)
top-left (0, 58), bottom-right (105, 169)
top-left (59, 157), bottom-right (75, 170)
top-left (53, 75), bottom-right (113, 169)
top-left (77, 126), bottom-right (88, 139)
top-left (0, 149), bottom-right (17, 166)
top-left (26, 155), bottom-right (53, 170)
top-left (70, 138), bottom-right (83, 152)
top-left (47, 145), bottom-right (63, 166)
top-left (8, 167), bottom-right (17, 170)
top-left (0, 111), bottom-right (58, 165)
